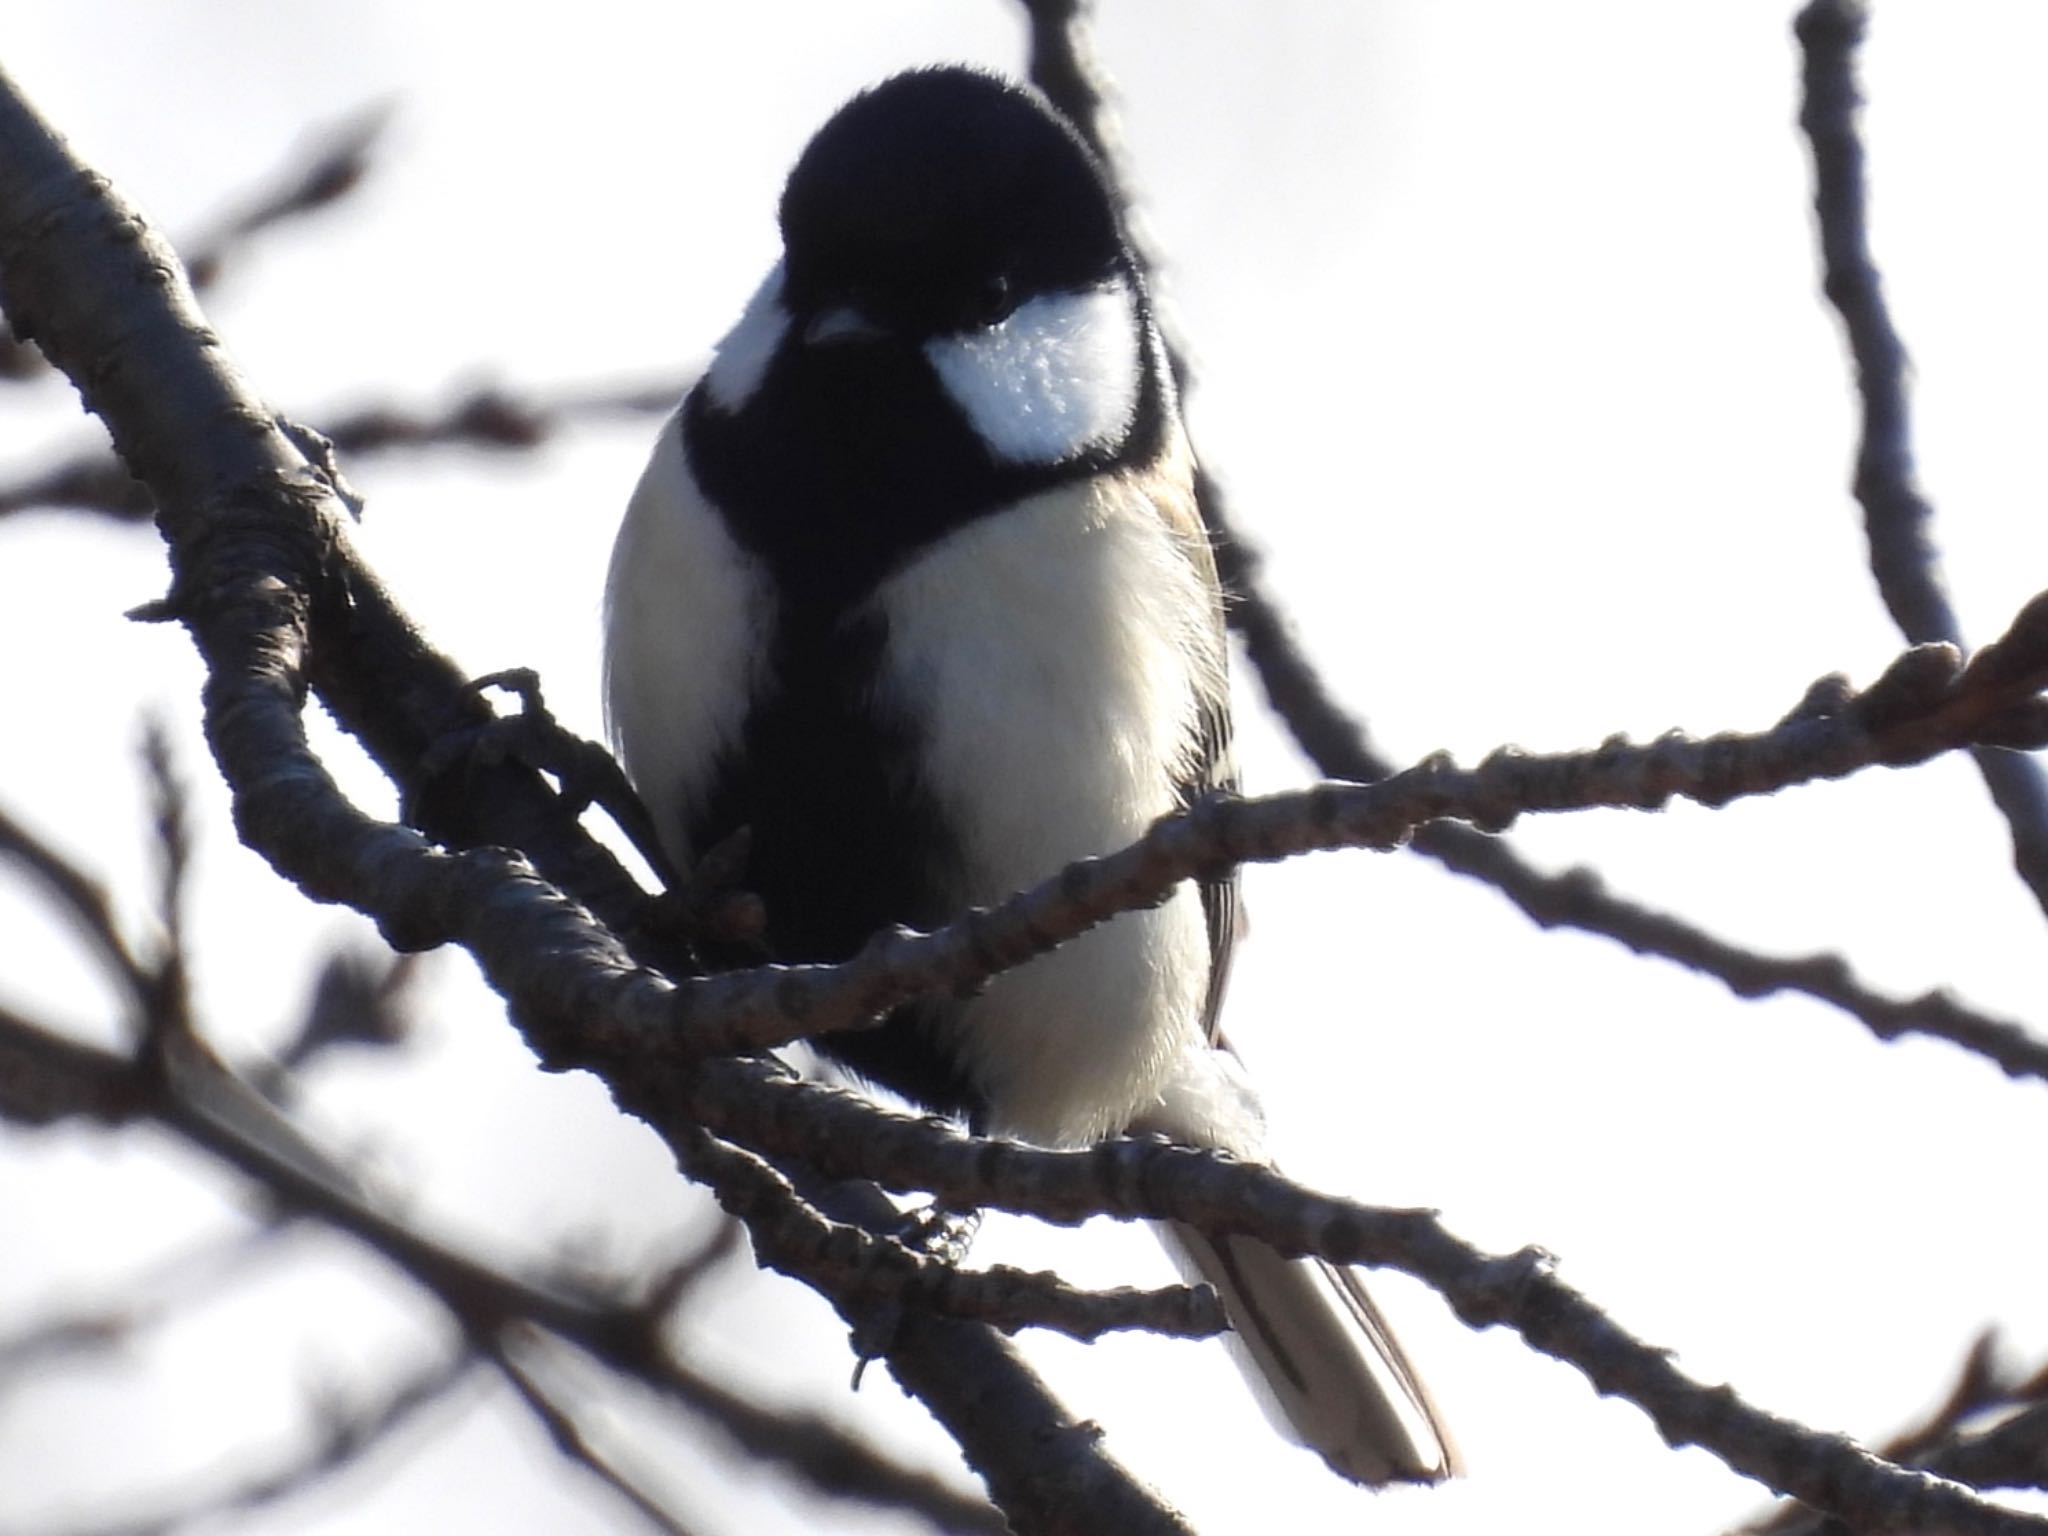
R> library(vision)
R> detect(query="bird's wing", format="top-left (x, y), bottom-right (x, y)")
top-left (1152, 445), bottom-right (1240, 1045)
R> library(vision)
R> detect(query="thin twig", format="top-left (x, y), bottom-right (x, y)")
top-left (1796, 0), bottom-right (2048, 917)
top-left (1021, 3), bottom-right (2048, 1096)
top-left (0, 1227), bottom-right (291, 1385)
top-left (0, 103), bottom-right (390, 383)
top-left (0, 997), bottom-right (1005, 1536)
top-left (658, 1056), bottom-right (2048, 1536)
top-left (492, 1344), bottom-right (706, 1536)
top-left (1449, 847), bottom-right (2048, 1084)
top-left (673, 1123), bottom-right (1226, 1341)
top-left (0, 377), bottom-right (685, 524)
top-left (788, 1158), bottom-right (1195, 1536)
top-left (3, 1355), bottom-right (475, 1536)
top-left (180, 104), bottom-right (392, 292)
top-left (1734, 1335), bottom-right (2048, 1535)
top-left (0, 804), bottom-right (152, 1009)
top-left (266, 947), bottom-right (419, 1080)
top-left (594, 616), bottom-right (2048, 1067)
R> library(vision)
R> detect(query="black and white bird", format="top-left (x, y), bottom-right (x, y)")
top-left (604, 65), bottom-right (1455, 1487)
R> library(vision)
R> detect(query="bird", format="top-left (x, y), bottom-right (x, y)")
top-left (603, 64), bottom-right (1455, 1487)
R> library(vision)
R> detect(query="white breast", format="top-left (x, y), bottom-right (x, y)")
top-left (603, 413), bottom-right (774, 863)
top-left (868, 455), bottom-right (1227, 1144)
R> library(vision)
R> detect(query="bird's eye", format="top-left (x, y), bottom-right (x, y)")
top-left (972, 273), bottom-right (1014, 327)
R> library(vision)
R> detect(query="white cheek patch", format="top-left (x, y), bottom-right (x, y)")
top-left (925, 285), bottom-right (1142, 465)
top-left (703, 262), bottom-right (790, 413)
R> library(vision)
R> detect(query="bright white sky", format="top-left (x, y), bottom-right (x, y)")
top-left (5, 4), bottom-right (2048, 1534)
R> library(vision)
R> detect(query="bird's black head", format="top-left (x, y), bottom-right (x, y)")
top-left (777, 67), bottom-right (1129, 338)
top-left (684, 66), bottom-right (1171, 606)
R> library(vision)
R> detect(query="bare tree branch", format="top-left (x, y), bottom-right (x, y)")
top-left (1796, 0), bottom-right (2048, 917)
top-left (0, 990), bottom-right (1008, 1536)
top-left (266, 946), bottom-right (419, 1079)
top-left (672, 1120), bottom-right (1225, 1342)
top-left (1, 1354), bottom-right (475, 1536)
top-left (0, 802), bottom-right (154, 1009)
top-left (1736, 1335), bottom-right (2048, 1535)
top-left (0, 103), bottom-right (389, 384)
top-left (0, 377), bottom-right (685, 524)
top-left (179, 104), bottom-right (392, 293)
top-left (650, 1058), bottom-right (2047, 1536)
top-left (1019, 0), bottom-right (2048, 1108)
top-left (0, 1000), bottom-right (140, 1124)
top-left (0, 1229), bottom-right (290, 1386)
top-left (491, 1343), bottom-right (709, 1536)
top-left (3, 721), bottom-right (1007, 1536)
top-left (1020, 0), bottom-right (1118, 167)
top-left (1209, 465), bottom-right (2048, 1083)
top-left (574, 618), bottom-right (2048, 1071)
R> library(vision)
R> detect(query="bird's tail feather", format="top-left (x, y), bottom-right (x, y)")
top-left (1158, 1219), bottom-right (1459, 1487)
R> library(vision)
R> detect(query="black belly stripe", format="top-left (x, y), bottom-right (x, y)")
top-left (688, 603), bottom-right (987, 1123)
